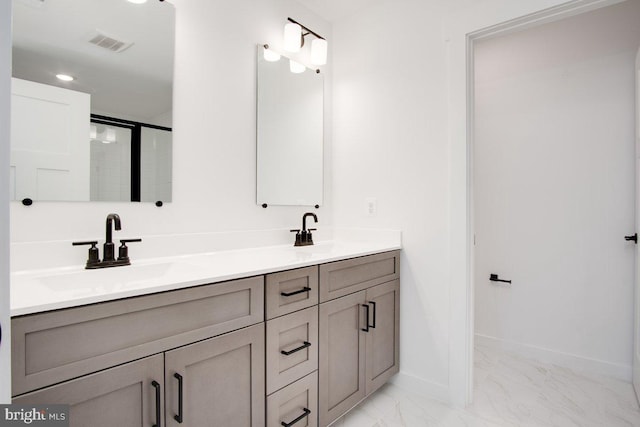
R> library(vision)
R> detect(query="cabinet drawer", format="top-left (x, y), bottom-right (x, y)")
top-left (319, 251), bottom-right (399, 302)
top-left (12, 276), bottom-right (264, 396)
top-left (267, 372), bottom-right (318, 427)
top-left (266, 306), bottom-right (318, 395)
top-left (266, 266), bottom-right (318, 320)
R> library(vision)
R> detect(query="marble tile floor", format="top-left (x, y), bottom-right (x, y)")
top-left (334, 344), bottom-right (640, 427)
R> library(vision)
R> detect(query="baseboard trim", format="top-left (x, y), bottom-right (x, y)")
top-left (389, 372), bottom-right (451, 404)
top-left (475, 333), bottom-right (632, 382)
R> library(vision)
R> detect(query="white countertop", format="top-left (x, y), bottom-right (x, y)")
top-left (11, 240), bottom-right (401, 316)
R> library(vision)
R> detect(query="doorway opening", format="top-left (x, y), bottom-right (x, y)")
top-left (468, 0), bottom-right (640, 421)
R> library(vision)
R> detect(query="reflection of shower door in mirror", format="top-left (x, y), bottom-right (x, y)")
top-left (10, 78), bottom-right (90, 201)
top-left (90, 115), bottom-right (173, 203)
top-left (140, 127), bottom-right (172, 203)
top-left (90, 123), bottom-right (132, 202)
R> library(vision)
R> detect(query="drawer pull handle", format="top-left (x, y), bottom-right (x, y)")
top-left (369, 301), bottom-right (377, 329)
top-left (281, 341), bottom-right (311, 356)
top-left (174, 373), bottom-right (184, 424)
top-left (281, 287), bottom-right (312, 297)
top-left (281, 408), bottom-right (311, 427)
top-left (151, 380), bottom-right (161, 427)
top-left (362, 304), bottom-right (370, 332)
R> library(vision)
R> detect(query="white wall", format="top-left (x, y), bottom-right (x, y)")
top-left (331, 0), bottom-right (619, 404)
top-left (10, 0), bottom-right (333, 246)
top-left (474, 0), bottom-right (640, 378)
top-left (332, 0), bottom-right (451, 397)
top-left (1, 0), bottom-right (12, 404)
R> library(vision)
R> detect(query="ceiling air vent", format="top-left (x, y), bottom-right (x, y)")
top-left (88, 31), bottom-right (134, 53)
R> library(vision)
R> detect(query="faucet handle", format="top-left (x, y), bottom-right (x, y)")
top-left (290, 229), bottom-right (303, 246)
top-left (305, 228), bottom-right (317, 245)
top-left (72, 241), bottom-right (100, 267)
top-left (118, 238), bottom-right (142, 263)
top-left (72, 240), bottom-right (98, 246)
top-left (120, 238), bottom-right (142, 244)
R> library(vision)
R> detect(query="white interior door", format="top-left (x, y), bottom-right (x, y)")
top-left (10, 78), bottom-right (90, 201)
top-left (633, 47), bottom-right (640, 402)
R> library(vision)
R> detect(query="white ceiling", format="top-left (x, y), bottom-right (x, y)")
top-left (294, 0), bottom-right (381, 23)
top-left (12, 0), bottom-right (175, 122)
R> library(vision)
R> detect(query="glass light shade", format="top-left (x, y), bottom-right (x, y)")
top-left (283, 23), bottom-right (302, 52)
top-left (289, 60), bottom-right (305, 74)
top-left (89, 124), bottom-right (97, 139)
top-left (263, 48), bottom-right (281, 62)
top-left (104, 128), bottom-right (117, 143)
top-left (311, 38), bottom-right (328, 65)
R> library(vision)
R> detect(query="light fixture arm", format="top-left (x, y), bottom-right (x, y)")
top-left (287, 17), bottom-right (326, 41)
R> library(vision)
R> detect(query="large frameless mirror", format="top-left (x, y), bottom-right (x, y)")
top-left (10, 0), bottom-right (174, 202)
top-left (256, 45), bottom-right (323, 207)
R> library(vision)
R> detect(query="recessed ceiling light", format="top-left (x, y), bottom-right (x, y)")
top-left (56, 74), bottom-right (74, 82)
top-left (127, 0), bottom-right (148, 4)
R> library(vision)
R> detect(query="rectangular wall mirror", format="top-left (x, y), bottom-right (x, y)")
top-left (256, 45), bottom-right (323, 207)
top-left (10, 0), bottom-right (174, 203)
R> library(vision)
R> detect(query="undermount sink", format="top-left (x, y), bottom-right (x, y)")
top-left (35, 261), bottom-right (201, 291)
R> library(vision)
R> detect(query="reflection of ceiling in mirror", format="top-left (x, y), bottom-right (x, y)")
top-left (12, 0), bottom-right (174, 122)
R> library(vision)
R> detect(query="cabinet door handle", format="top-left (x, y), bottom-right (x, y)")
top-left (369, 301), bottom-right (377, 329)
top-left (174, 373), bottom-right (184, 424)
top-left (280, 341), bottom-right (311, 356)
top-left (281, 408), bottom-right (311, 427)
top-left (280, 287), bottom-right (312, 297)
top-left (361, 304), bottom-right (370, 332)
top-left (151, 380), bottom-right (161, 427)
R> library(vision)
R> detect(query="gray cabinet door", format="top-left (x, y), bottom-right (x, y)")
top-left (13, 354), bottom-right (164, 427)
top-left (318, 291), bottom-right (366, 427)
top-left (165, 323), bottom-right (265, 427)
top-left (365, 280), bottom-right (400, 395)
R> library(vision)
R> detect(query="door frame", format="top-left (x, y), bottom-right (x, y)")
top-left (633, 47), bottom-right (640, 403)
top-left (0, 0), bottom-right (12, 403)
top-left (461, 0), bottom-right (628, 405)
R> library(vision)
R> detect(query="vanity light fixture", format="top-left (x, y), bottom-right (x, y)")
top-left (289, 59), bottom-right (306, 74)
top-left (283, 22), bottom-right (302, 52)
top-left (90, 125), bottom-right (117, 144)
top-left (56, 74), bottom-right (74, 82)
top-left (104, 128), bottom-right (117, 144)
top-left (283, 17), bottom-right (328, 65)
top-left (263, 45), bottom-right (281, 62)
top-left (311, 38), bottom-right (328, 66)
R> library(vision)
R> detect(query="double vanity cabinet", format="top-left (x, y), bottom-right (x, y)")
top-left (11, 250), bottom-right (400, 427)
